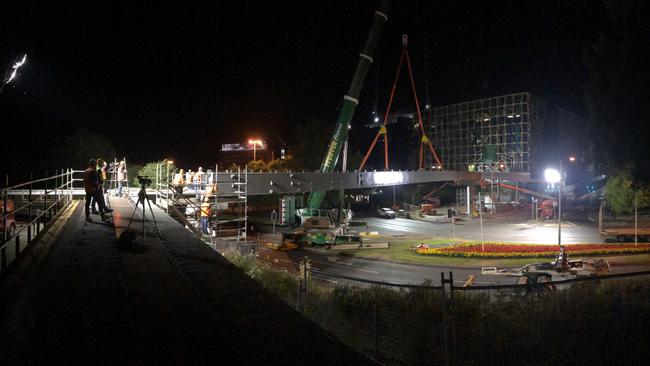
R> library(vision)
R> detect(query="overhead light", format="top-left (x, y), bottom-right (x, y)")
top-left (373, 171), bottom-right (404, 185)
top-left (374, 116), bottom-right (380, 123)
top-left (544, 168), bottom-right (561, 184)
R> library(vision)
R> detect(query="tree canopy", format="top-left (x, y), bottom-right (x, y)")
top-left (605, 169), bottom-right (650, 215)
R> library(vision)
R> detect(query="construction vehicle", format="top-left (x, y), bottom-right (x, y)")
top-left (481, 246), bottom-right (611, 282)
top-left (293, 0), bottom-right (390, 248)
top-left (600, 227), bottom-right (650, 242)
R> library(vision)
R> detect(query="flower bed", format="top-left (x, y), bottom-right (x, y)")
top-left (416, 243), bottom-right (650, 258)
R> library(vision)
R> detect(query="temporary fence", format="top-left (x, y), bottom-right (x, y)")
top-left (283, 258), bottom-right (650, 365)
top-left (1, 169), bottom-right (80, 276)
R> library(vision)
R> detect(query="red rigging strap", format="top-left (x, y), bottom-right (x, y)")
top-left (359, 48), bottom-right (405, 171)
top-left (404, 49), bottom-right (443, 169)
top-left (359, 35), bottom-right (443, 171)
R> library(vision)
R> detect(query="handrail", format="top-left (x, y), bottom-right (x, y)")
top-left (0, 170), bottom-right (83, 193)
top-left (1, 168), bottom-right (78, 274)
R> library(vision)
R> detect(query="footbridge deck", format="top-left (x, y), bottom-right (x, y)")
top-left (0, 198), bottom-right (374, 364)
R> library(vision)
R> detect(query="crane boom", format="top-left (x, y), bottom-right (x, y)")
top-left (307, 0), bottom-right (390, 209)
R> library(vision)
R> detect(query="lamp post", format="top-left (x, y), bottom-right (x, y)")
top-left (248, 139), bottom-right (263, 161)
top-left (544, 166), bottom-right (562, 248)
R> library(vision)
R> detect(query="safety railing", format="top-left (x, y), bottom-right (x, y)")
top-left (1, 169), bottom-right (80, 275)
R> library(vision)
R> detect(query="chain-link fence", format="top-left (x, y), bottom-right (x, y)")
top-left (294, 264), bottom-right (650, 365)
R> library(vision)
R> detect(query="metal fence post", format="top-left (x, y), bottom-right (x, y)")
top-left (449, 271), bottom-right (457, 362)
top-left (44, 170), bottom-right (48, 223)
top-left (15, 233), bottom-right (20, 259)
top-left (298, 256), bottom-right (309, 312)
top-left (373, 303), bottom-right (378, 360)
top-left (441, 272), bottom-right (450, 366)
top-left (1, 246), bottom-right (5, 272)
top-left (2, 191), bottom-right (7, 244)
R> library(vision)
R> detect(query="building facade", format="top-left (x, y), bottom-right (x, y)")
top-left (427, 92), bottom-right (591, 178)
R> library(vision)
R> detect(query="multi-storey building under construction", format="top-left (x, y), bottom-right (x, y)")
top-left (427, 92), bottom-right (591, 178)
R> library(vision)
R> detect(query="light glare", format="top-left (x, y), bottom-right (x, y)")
top-left (544, 168), bottom-right (561, 184)
top-left (373, 171), bottom-right (404, 185)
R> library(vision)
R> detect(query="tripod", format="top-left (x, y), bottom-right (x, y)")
top-left (126, 183), bottom-right (161, 246)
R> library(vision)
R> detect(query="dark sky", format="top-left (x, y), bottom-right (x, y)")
top-left (1, 0), bottom-right (606, 170)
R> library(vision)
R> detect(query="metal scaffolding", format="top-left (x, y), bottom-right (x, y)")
top-left (213, 165), bottom-right (248, 242)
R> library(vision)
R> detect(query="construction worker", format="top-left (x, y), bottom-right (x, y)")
top-left (84, 159), bottom-right (112, 221)
top-left (196, 167), bottom-right (205, 188)
top-left (90, 158), bottom-right (113, 216)
top-left (116, 161), bottom-right (127, 197)
top-left (199, 197), bottom-right (212, 235)
top-left (185, 169), bottom-right (193, 188)
top-left (194, 167), bottom-right (205, 200)
top-left (173, 169), bottom-right (185, 194)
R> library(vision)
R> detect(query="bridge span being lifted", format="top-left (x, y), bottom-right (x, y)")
top-left (217, 170), bottom-right (537, 196)
top-left (2, 170), bottom-right (538, 198)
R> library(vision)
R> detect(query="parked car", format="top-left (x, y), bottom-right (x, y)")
top-left (377, 207), bottom-right (396, 219)
top-left (0, 199), bottom-right (16, 238)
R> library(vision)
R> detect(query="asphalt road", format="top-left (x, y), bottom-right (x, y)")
top-left (260, 244), bottom-right (650, 286)
top-left (261, 245), bottom-right (519, 286)
top-left (358, 214), bottom-right (604, 244)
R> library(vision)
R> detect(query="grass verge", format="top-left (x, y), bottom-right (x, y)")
top-left (341, 238), bottom-right (650, 267)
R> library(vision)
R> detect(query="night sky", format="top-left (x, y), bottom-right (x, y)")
top-left (1, 0), bottom-right (606, 175)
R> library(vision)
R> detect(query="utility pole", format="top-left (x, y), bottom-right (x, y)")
top-left (635, 191), bottom-right (638, 244)
top-left (558, 159), bottom-right (562, 248)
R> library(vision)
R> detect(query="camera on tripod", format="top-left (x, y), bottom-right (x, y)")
top-left (137, 175), bottom-right (152, 187)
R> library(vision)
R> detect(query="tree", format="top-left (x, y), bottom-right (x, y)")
top-left (133, 160), bottom-right (178, 187)
top-left (583, 1), bottom-right (650, 181)
top-left (605, 170), bottom-right (650, 215)
top-left (50, 128), bottom-right (116, 169)
top-left (287, 116), bottom-right (332, 171)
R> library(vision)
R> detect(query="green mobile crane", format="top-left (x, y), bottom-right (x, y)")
top-left (292, 0), bottom-right (389, 247)
top-left (301, 0), bottom-right (389, 217)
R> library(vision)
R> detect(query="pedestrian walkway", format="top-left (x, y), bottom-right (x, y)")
top-left (0, 197), bottom-right (374, 365)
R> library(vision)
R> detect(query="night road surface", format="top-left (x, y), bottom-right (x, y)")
top-left (358, 215), bottom-right (603, 244)
top-left (258, 245), bottom-right (650, 286)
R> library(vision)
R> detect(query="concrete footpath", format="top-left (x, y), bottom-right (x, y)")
top-left (0, 197), bottom-right (374, 365)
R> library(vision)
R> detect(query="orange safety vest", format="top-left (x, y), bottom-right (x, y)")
top-left (200, 202), bottom-right (212, 217)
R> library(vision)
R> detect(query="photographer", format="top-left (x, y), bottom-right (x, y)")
top-left (84, 159), bottom-right (112, 221)
top-left (90, 158), bottom-right (112, 215)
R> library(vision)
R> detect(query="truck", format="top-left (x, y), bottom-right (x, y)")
top-left (598, 201), bottom-right (650, 242)
top-left (600, 227), bottom-right (650, 242)
top-left (482, 247), bottom-right (611, 283)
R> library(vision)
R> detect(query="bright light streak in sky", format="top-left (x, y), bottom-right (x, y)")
top-left (5, 54), bottom-right (27, 84)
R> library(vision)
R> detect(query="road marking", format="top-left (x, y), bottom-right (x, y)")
top-left (352, 268), bottom-right (379, 274)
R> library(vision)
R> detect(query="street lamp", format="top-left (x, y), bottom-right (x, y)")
top-left (248, 139), bottom-right (263, 161)
top-left (545, 167), bottom-right (562, 248)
